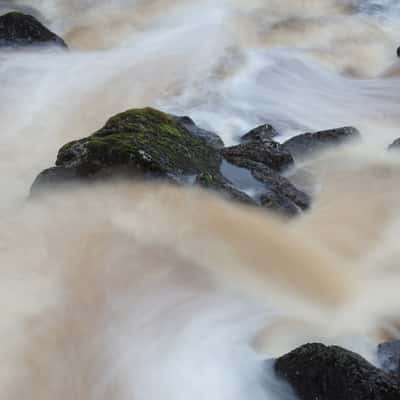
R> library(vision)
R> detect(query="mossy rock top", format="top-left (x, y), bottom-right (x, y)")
top-left (56, 107), bottom-right (221, 178)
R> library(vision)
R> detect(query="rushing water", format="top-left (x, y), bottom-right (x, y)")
top-left (1, 1), bottom-right (400, 399)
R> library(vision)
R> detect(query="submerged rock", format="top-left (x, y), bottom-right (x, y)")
top-left (170, 115), bottom-right (224, 149)
top-left (249, 161), bottom-right (310, 214)
top-left (196, 172), bottom-right (258, 206)
top-left (388, 138), bottom-right (400, 151)
top-left (221, 141), bottom-right (309, 216)
top-left (0, 12), bottom-right (67, 48)
top-left (275, 343), bottom-right (400, 400)
top-left (32, 107), bottom-right (221, 192)
top-left (378, 340), bottom-right (400, 374)
top-left (240, 123), bottom-right (279, 143)
top-left (283, 126), bottom-right (361, 159)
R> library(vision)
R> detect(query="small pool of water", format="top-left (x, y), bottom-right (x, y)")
top-left (220, 160), bottom-right (266, 200)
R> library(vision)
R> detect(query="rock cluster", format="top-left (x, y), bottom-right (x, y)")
top-left (31, 107), bottom-right (358, 217)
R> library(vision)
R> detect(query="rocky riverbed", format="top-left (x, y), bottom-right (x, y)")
top-left (2, 8), bottom-right (400, 400)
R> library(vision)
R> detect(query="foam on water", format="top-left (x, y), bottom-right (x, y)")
top-left (1, 1), bottom-right (400, 399)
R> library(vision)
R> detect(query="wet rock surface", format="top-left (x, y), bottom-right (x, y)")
top-left (222, 140), bottom-right (293, 172)
top-left (388, 138), bottom-right (400, 151)
top-left (0, 12), bottom-right (67, 48)
top-left (221, 141), bottom-right (309, 215)
top-left (283, 126), bottom-right (361, 159)
top-left (240, 124), bottom-right (279, 143)
top-left (378, 341), bottom-right (400, 374)
top-left (32, 107), bottom-right (311, 217)
top-left (171, 115), bottom-right (224, 149)
top-left (275, 343), bottom-right (400, 400)
top-left (196, 172), bottom-right (258, 206)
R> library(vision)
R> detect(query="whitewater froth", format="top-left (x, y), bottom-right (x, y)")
top-left (1, 0), bottom-right (400, 399)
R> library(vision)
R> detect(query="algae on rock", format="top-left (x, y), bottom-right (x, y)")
top-left (32, 107), bottom-right (222, 190)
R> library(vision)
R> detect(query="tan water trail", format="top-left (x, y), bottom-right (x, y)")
top-left (2, 0), bottom-right (400, 398)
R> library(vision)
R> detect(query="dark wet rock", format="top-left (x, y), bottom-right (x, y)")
top-left (260, 191), bottom-right (300, 217)
top-left (241, 124), bottom-right (279, 143)
top-left (378, 341), bottom-right (400, 374)
top-left (220, 137), bottom-right (310, 215)
top-left (0, 12), bottom-right (67, 48)
top-left (32, 107), bottom-right (309, 218)
top-left (217, 159), bottom-right (301, 216)
top-left (171, 115), bottom-right (224, 149)
top-left (283, 126), bottom-right (361, 159)
top-left (32, 107), bottom-right (221, 193)
top-left (32, 166), bottom-right (80, 190)
top-left (275, 343), bottom-right (400, 400)
top-left (216, 159), bottom-right (300, 216)
top-left (196, 172), bottom-right (258, 206)
top-left (220, 155), bottom-right (310, 216)
top-left (222, 140), bottom-right (293, 172)
top-left (388, 138), bottom-right (400, 151)
top-left (220, 139), bottom-right (309, 214)
top-left (250, 162), bottom-right (311, 211)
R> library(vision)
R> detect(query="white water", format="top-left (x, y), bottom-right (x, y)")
top-left (1, 1), bottom-right (400, 399)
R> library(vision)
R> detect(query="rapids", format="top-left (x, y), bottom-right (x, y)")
top-left (1, 1), bottom-right (400, 399)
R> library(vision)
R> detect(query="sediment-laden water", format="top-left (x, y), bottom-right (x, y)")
top-left (1, 1), bottom-right (400, 399)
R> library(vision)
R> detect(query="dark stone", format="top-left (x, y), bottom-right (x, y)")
top-left (31, 166), bottom-right (85, 194)
top-left (388, 138), bottom-right (400, 151)
top-left (222, 140), bottom-right (293, 172)
top-left (241, 124), bottom-right (279, 143)
top-left (283, 126), bottom-right (361, 159)
top-left (275, 343), bottom-right (400, 400)
top-left (249, 161), bottom-right (310, 211)
top-left (195, 172), bottom-right (258, 207)
top-left (0, 12), bottom-right (67, 48)
top-left (221, 139), bottom-right (309, 215)
top-left (171, 115), bottom-right (224, 149)
top-left (220, 155), bottom-right (310, 216)
top-left (260, 190), bottom-right (301, 217)
top-left (378, 341), bottom-right (400, 374)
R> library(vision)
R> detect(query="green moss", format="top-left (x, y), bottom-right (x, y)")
top-left (196, 173), bottom-right (216, 186)
top-left (56, 107), bottom-right (220, 177)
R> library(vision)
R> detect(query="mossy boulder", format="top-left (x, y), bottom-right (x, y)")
top-left (32, 107), bottom-right (222, 191)
top-left (0, 12), bottom-right (67, 48)
top-left (275, 343), bottom-right (400, 400)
